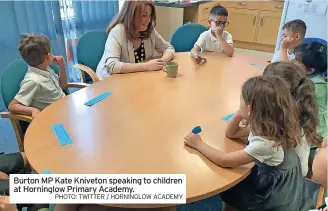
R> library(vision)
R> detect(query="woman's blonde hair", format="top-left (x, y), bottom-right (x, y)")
top-left (263, 62), bottom-right (322, 147)
top-left (242, 76), bottom-right (301, 149)
top-left (106, 1), bottom-right (156, 40)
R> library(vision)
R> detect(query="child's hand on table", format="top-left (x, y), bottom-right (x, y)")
top-left (195, 57), bottom-right (203, 64)
top-left (190, 51), bottom-right (206, 64)
top-left (184, 133), bottom-right (203, 150)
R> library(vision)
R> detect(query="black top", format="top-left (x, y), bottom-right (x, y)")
top-left (134, 41), bottom-right (145, 63)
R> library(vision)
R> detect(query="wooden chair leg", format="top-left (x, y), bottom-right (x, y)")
top-left (316, 186), bottom-right (325, 208)
top-left (10, 118), bottom-right (24, 152)
top-left (80, 70), bottom-right (86, 83)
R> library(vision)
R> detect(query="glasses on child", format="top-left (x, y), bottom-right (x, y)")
top-left (210, 20), bottom-right (229, 27)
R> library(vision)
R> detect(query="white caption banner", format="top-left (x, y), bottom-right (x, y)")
top-left (10, 174), bottom-right (186, 204)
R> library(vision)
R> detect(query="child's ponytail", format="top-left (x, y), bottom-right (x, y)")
top-left (263, 62), bottom-right (322, 146)
top-left (293, 77), bottom-right (322, 146)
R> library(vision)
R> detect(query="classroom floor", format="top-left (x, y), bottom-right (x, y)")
top-left (235, 48), bottom-right (274, 61)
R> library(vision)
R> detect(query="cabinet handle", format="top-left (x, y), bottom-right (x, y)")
top-left (275, 5), bottom-right (283, 9)
top-left (260, 15), bottom-right (264, 26)
top-left (237, 2), bottom-right (248, 5)
top-left (253, 16), bottom-right (256, 26)
top-left (203, 7), bottom-right (209, 11)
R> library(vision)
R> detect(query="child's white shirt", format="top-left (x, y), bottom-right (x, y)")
top-left (245, 132), bottom-right (310, 176)
top-left (294, 133), bottom-right (310, 176)
top-left (195, 30), bottom-right (233, 53)
top-left (271, 48), bottom-right (295, 63)
top-left (244, 133), bottom-right (284, 166)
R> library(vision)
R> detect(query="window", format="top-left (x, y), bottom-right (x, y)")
top-left (60, 0), bottom-right (74, 19)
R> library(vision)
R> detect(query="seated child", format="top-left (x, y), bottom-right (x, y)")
top-left (191, 5), bottom-right (234, 60)
top-left (311, 138), bottom-right (328, 211)
top-left (263, 62), bottom-right (322, 177)
top-left (8, 34), bottom-right (67, 118)
top-left (294, 42), bottom-right (327, 137)
top-left (271, 19), bottom-right (306, 63)
top-left (184, 76), bottom-right (317, 210)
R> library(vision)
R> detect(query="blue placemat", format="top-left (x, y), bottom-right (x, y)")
top-left (42, 169), bottom-right (54, 174)
top-left (52, 124), bottom-right (73, 146)
top-left (84, 92), bottom-right (112, 106)
top-left (249, 62), bottom-right (265, 70)
top-left (222, 113), bottom-right (235, 122)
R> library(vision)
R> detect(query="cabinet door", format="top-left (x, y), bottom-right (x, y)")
top-left (260, 1), bottom-right (284, 12)
top-left (199, 18), bottom-right (210, 27)
top-left (256, 11), bottom-right (282, 45)
top-left (221, 1), bottom-right (260, 10)
top-left (198, 2), bottom-right (220, 22)
top-left (225, 8), bottom-right (259, 42)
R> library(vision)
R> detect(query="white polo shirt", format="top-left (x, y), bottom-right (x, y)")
top-left (244, 131), bottom-right (310, 176)
top-left (195, 30), bottom-right (233, 53)
top-left (244, 132), bottom-right (284, 167)
top-left (14, 66), bottom-right (66, 110)
top-left (271, 49), bottom-right (295, 63)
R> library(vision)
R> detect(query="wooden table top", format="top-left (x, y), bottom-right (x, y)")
top-left (24, 52), bottom-right (267, 207)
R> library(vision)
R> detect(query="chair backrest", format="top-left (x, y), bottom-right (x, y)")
top-left (170, 23), bottom-right (208, 52)
top-left (302, 37), bottom-right (327, 45)
top-left (76, 30), bottom-right (107, 82)
top-left (1, 59), bottom-right (59, 109)
top-left (1, 59), bottom-right (28, 109)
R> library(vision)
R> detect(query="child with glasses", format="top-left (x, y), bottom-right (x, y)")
top-left (191, 5), bottom-right (234, 61)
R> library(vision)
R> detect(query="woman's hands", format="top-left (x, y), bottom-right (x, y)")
top-left (144, 59), bottom-right (165, 71)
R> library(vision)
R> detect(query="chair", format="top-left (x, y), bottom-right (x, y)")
top-left (0, 59), bottom-right (88, 152)
top-left (73, 30), bottom-right (107, 83)
top-left (302, 37), bottom-right (327, 45)
top-left (306, 177), bottom-right (327, 209)
top-left (307, 147), bottom-right (327, 208)
top-left (170, 23), bottom-right (208, 52)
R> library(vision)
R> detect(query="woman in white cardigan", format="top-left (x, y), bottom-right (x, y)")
top-left (96, 1), bottom-right (175, 80)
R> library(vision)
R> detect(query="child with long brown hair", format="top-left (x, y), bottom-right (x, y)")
top-left (294, 42), bottom-right (327, 138)
top-left (263, 62), bottom-right (322, 177)
top-left (184, 76), bottom-right (316, 210)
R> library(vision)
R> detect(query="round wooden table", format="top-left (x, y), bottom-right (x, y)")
top-left (24, 52), bottom-right (267, 210)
